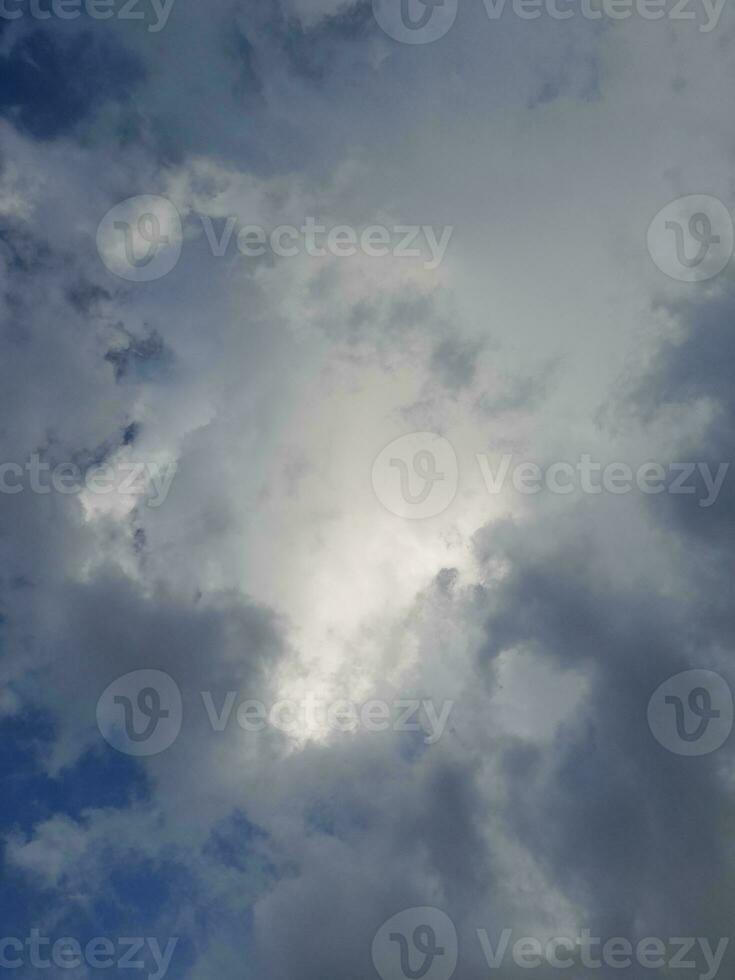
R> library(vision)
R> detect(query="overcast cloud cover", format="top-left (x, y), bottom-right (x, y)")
top-left (1, 0), bottom-right (735, 977)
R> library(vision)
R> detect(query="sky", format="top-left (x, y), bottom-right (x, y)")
top-left (1, 0), bottom-right (735, 978)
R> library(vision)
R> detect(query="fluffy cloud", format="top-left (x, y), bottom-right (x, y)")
top-left (1, 1), bottom-right (734, 978)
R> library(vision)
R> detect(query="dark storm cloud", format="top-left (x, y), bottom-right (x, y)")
top-left (28, 567), bottom-right (287, 767)
top-left (247, 736), bottom-right (495, 980)
top-left (0, 222), bottom-right (135, 458)
top-left (1, 1), bottom-right (733, 978)
top-left (470, 271), bottom-right (735, 960)
top-left (105, 327), bottom-right (174, 382)
top-left (617, 289), bottom-right (735, 547)
top-left (0, 29), bottom-right (142, 139)
top-left (484, 521), bottom-right (731, 904)
top-left (471, 496), bottom-right (735, 962)
top-left (631, 294), bottom-right (735, 421)
top-left (431, 337), bottom-right (482, 392)
top-left (475, 361), bottom-right (557, 416)
top-left (274, 1), bottom-right (373, 81)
